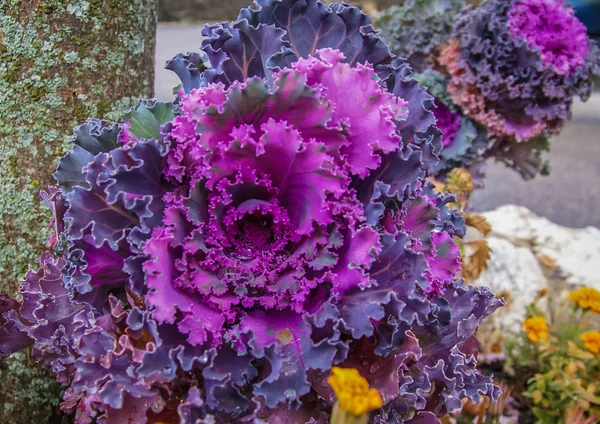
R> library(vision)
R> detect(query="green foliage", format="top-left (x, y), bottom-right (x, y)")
top-left (374, 0), bottom-right (466, 69)
top-left (0, 352), bottom-right (70, 424)
top-left (504, 294), bottom-right (600, 423)
top-left (122, 100), bottom-right (175, 141)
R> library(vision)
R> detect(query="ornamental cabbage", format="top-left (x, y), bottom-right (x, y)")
top-left (375, 0), bottom-right (466, 73)
top-left (0, 1), bottom-right (502, 423)
top-left (376, 0), bottom-right (599, 181)
top-left (441, 0), bottom-right (600, 141)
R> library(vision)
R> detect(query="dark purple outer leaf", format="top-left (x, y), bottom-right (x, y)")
top-left (165, 52), bottom-right (206, 94)
top-left (0, 295), bottom-right (31, 359)
top-left (380, 59), bottom-right (438, 145)
top-left (13, 253), bottom-right (93, 384)
top-left (404, 411), bottom-right (441, 424)
top-left (201, 20), bottom-right (287, 85)
top-left (339, 232), bottom-right (430, 341)
top-left (253, 393), bottom-right (330, 424)
top-left (168, 0), bottom-right (394, 91)
top-left (54, 119), bottom-right (121, 195)
top-left (357, 147), bottom-right (425, 213)
top-left (239, 0), bottom-right (392, 69)
top-left (422, 182), bottom-right (465, 238)
top-left (486, 135), bottom-right (551, 180)
top-left (202, 345), bottom-right (257, 414)
top-left (64, 139), bottom-right (167, 250)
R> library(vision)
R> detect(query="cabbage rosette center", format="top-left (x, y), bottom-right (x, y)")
top-left (144, 49), bottom-right (407, 348)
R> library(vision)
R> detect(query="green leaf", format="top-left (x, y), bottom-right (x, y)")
top-left (121, 100), bottom-right (174, 140)
top-left (532, 406), bottom-right (552, 422)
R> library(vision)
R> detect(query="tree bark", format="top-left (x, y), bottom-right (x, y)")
top-left (0, 0), bottom-right (157, 294)
top-left (0, 1), bottom-right (157, 421)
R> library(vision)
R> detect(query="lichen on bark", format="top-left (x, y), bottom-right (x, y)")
top-left (0, 1), bottom-right (157, 421)
top-left (0, 351), bottom-right (69, 424)
top-left (0, 0), bottom-right (157, 294)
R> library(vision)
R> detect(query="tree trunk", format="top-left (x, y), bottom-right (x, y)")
top-left (0, 0), bottom-right (157, 294)
top-left (0, 1), bottom-right (157, 421)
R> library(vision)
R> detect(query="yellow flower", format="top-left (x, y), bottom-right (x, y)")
top-left (327, 367), bottom-right (383, 417)
top-left (581, 331), bottom-right (600, 354)
top-left (569, 287), bottom-right (600, 314)
top-left (522, 316), bottom-right (549, 342)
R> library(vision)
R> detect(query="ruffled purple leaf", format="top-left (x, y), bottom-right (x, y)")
top-left (253, 342), bottom-right (311, 409)
top-left (253, 393), bottom-right (330, 424)
top-left (403, 411), bottom-right (442, 424)
top-left (177, 387), bottom-right (206, 423)
top-left (357, 147), bottom-right (427, 220)
top-left (65, 237), bottom-right (130, 294)
top-left (228, 302), bottom-right (348, 409)
top-left (421, 182), bottom-right (465, 238)
top-left (339, 232), bottom-right (430, 341)
top-left (201, 19), bottom-right (287, 85)
top-left (0, 295), bottom-right (31, 359)
top-left (406, 283), bottom-right (503, 415)
top-left (13, 253), bottom-right (93, 384)
top-left (238, 0), bottom-right (392, 70)
top-left (380, 59), bottom-right (438, 146)
top-left (202, 345), bottom-right (257, 414)
top-left (54, 120), bottom-right (121, 194)
top-left (65, 138), bottom-right (167, 250)
top-left (165, 52), bottom-right (206, 94)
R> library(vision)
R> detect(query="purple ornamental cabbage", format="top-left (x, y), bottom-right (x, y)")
top-left (375, 0), bottom-right (599, 181)
top-left (373, 0), bottom-right (492, 181)
top-left (440, 0), bottom-right (600, 142)
top-left (374, 0), bottom-right (468, 73)
top-left (0, 1), bottom-right (503, 423)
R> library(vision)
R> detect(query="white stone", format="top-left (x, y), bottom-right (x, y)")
top-left (482, 205), bottom-right (600, 290)
top-left (474, 236), bottom-right (547, 332)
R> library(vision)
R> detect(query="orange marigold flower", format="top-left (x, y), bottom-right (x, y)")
top-left (522, 316), bottom-right (549, 342)
top-left (569, 287), bottom-right (600, 314)
top-left (581, 331), bottom-right (600, 354)
top-left (327, 367), bottom-right (383, 416)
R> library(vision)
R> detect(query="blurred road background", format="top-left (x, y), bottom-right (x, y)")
top-left (155, 23), bottom-right (600, 229)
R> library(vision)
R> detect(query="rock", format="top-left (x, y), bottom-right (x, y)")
top-left (472, 204), bottom-right (600, 331)
top-left (482, 205), bottom-right (600, 290)
top-left (474, 236), bottom-right (547, 332)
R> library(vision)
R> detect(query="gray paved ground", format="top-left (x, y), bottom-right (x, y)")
top-left (155, 24), bottom-right (205, 101)
top-left (155, 23), bottom-right (600, 229)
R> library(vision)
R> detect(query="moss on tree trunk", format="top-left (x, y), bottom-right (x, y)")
top-left (0, 1), bottom-right (157, 421)
top-left (0, 0), bottom-right (157, 293)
